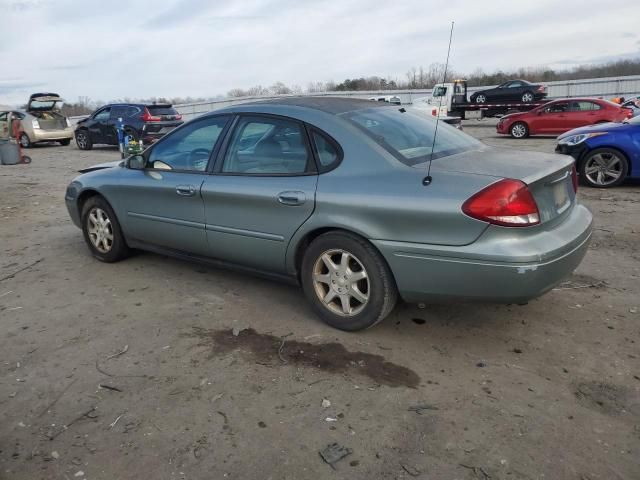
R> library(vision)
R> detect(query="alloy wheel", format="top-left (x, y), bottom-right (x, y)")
top-left (20, 134), bottom-right (30, 148)
top-left (511, 123), bottom-right (527, 138)
top-left (522, 92), bottom-right (534, 102)
top-left (87, 207), bottom-right (114, 253)
top-left (76, 133), bottom-right (88, 149)
top-left (584, 152), bottom-right (623, 186)
top-left (476, 94), bottom-right (486, 103)
top-left (312, 249), bottom-right (370, 317)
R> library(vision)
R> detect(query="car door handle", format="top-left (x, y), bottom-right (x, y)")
top-left (277, 191), bottom-right (306, 206)
top-left (176, 185), bottom-right (196, 197)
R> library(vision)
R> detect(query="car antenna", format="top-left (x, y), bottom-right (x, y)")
top-left (424, 20), bottom-right (454, 187)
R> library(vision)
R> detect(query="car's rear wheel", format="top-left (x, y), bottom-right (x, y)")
top-left (19, 133), bottom-right (31, 148)
top-left (475, 94), bottom-right (487, 103)
top-left (301, 232), bottom-right (397, 331)
top-left (580, 148), bottom-right (628, 188)
top-left (59, 139), bottom-right (71, 146)
top-left (510, 122), bottom-right (529, 138)
top-left (81, 196), bottom-right (129, 262)
top-left (521, 91), bottom-right (534, 103)
top-left (76, 130), bottom-right (93, 150)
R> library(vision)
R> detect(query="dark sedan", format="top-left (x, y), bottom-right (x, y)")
top-left (470, 80), bottom-right (547, 104)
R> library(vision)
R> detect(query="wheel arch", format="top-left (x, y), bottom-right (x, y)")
top-left (76, 189), bottom-right (118, 221)
top-left (289, 226), bottom-right (395, 284)
top-left (577, 145), bottom-right (631, 170)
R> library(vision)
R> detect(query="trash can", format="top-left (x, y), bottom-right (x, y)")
top-left (0, 140), bottom-right (21, 165)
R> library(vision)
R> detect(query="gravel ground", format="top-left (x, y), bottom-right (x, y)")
top-left (1, 119), bottom-right (639, 480)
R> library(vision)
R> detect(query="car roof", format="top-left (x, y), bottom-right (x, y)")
top-left (236, 96), bottom-right (385, 115)
top-left (105, 103), bottom-right (173, 108)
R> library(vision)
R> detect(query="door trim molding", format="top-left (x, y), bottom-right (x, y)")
top-left (205, 223), bottom-right (284, 242)
top-left (127, 211), bottom-right (205, 230)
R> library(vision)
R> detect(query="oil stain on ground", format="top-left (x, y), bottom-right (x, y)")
top-left (187, 327), bottom-right (420, 388)
top-left (574, 381), bottom-right (640, 417)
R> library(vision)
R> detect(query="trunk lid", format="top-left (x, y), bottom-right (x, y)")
top-left (429, 146), bottom-right (576, 224)
top-left (27, 93), bottom-right (64, 112)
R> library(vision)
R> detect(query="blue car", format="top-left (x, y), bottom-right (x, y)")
top-left (556, 115), bottom-right (640, 188)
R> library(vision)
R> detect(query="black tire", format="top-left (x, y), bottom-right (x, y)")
top-left (510, 122), bottom-right (529, 139)
top-left (301, 231), bottom-right (397, 331)
top-left (579, 148), bottom-right (628, 188)
top-left (75, 130), bottom-right (93, 150)
top-left (19, 133), bottom-right (31, 148)
top-left (521, 91), bottom-right (535, 103)
top-left (59, 139), bottom-right (71, 146)
top-left (81, 196), bottom-right (130, 262)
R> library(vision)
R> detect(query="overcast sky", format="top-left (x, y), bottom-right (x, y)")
top-left (1, 0), bottom-right (639, 106)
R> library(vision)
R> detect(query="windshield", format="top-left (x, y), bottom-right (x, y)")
top-left (432, 86), bottom-right (447, 97)
top-left (341, 107), bottom-right (480, 166)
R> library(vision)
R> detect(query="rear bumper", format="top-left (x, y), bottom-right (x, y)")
top-left (31, 127), bottom-right (74, 142)
top-left (372, 204), bottom-right (593, 304)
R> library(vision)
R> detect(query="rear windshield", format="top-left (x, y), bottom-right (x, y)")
top-left (146, 105), bottom-right (178, 115)
top-left (341, 107), bottom-right (479, 166)
top-left (29, 100), bottom-right (62, 111)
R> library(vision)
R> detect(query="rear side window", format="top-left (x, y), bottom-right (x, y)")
top-left (544, 102), bottom-right (568, 113)
top-left (126, 106), bottom-right (142, 117)
top-left (110, 106), bottom-right (127, 119)
top-left (342, 107), bottom-right (479, 166)
top-left (570, 101), bottom-right (601, 112)
top-left (221, 116), bottom-right (310, 175)
top-left (147, 105), bottom-right (179, 116)
top-left (311, 131), bottom-right (341, 169)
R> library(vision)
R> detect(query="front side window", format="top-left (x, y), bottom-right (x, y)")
top-left (148, 115), bottom-right (229, 171)
top-left (93, 108), bottom-right (111, 121)
top-left (544, 102), bottom-right (568, 113)
top-left (342, 107), bottom-right (480, 166)
top-left (222, 116), bottom-right (310, 175)
top-left (432, 86), bottom-right (447, 97)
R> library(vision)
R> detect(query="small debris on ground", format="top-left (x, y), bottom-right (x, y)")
top-left (400, 463), bottom-right (422, 477)
top-left (325, 417), bottom-right (338, 422)
top-left (319, 442), bottom-right (352, 468)
top-left (408, 403), bottom-right (439, 414)
top-left (321, 398), bottom-right (331, 408)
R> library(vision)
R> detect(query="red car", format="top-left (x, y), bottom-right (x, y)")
top-left (496, 98), bottom-right (633, 138)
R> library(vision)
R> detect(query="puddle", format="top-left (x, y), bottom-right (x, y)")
top-left (187, 327), bottom-right (420, 388)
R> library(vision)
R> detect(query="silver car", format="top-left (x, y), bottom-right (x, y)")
top-left (17, 93), bottom-right (74, 147)
top-left (65, 97), bottom-right (592, 331)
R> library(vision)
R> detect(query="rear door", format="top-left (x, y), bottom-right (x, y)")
top-left (504, 81), bottom-right (525, 101)
top-left (201, 114), bottom-right (318, 273)
top-left (568, 101), bottom-right (599, 128)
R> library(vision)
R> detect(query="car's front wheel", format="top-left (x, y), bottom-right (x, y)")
top-left (76, 130), bottom-right (93, 150)
top-left (81, 196), bottom-right (130, 262)
top-left (301, 231), bottom-right (397, 331)
top-left (580, 148), bottom-right (628, 188)
top-left (510, 122), bottom-right (529, 138)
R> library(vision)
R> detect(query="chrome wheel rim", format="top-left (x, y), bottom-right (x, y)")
top-left (76, 133), bottom-right (87, 149)
top-left (312, 249), bottom-right (369, 317)
top-left (522, 92), bottom-right (533, 102)
top-left (20, 135), bottom-right (29, 147)
top-left (87, 207), bottom-right (114, 253)
top-left (476, 94), bottom-right (486, 103)
top-left (512, 123), bottom-right (526, 138)
top-left (584, 153), bottom-right (623, 186)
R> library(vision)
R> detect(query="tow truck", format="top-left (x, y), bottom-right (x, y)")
top-left (416, 79), bottom-right (547, 119)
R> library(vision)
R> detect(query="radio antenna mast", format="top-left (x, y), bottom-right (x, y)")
top-left (424, 20), bottom-right (455, 186)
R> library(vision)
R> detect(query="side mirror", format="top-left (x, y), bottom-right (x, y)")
top-left (126, 154), bottom-right (145, 170)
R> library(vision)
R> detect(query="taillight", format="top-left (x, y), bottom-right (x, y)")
top-left (141, 108), bottom-right (161, 122)
top-left (571, 164), bottom-right (578, 193)
top-left (432, 108), bottom-right (437, 116)
top-left (175, 114), bottom-right (182, 120)
top-left (537, 85), bottom-right (545, 92)
top-left (623, 107), bottom-right (633, 118)
top-left (462, 179), bottom-right (540, 227)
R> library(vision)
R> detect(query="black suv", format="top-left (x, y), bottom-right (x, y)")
top-left (74, 103), bottom-right (183, 150)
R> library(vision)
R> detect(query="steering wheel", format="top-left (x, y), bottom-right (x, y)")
top-left (188, 148), bottom-right (211, 171)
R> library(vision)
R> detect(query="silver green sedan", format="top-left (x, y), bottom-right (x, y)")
top-left (65, 98), bottom-right (592, 331)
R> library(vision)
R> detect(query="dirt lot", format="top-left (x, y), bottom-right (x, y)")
top-left (1, 120), bottom-right (639, 480)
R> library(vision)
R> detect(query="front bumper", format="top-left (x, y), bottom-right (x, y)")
top-left (65, 182), bottom-right (82, 228)
top-left (555, 143), bottom-right (587, 161)
top-left (31, 127), bottom-right (74, 142)
top-left (372, 204), bottom-right (593, 304)
top-left (496, 121), bottom-right (509, 134)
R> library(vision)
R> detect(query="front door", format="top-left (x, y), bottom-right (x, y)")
top-left (534, 101), bottom-right (570, 134)
top-left (116, 115), bottom-right (231, 256)
top-left (202, 114), bottom-right (318, 273)
top-left (88, 107), bottom-right (111, 144)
